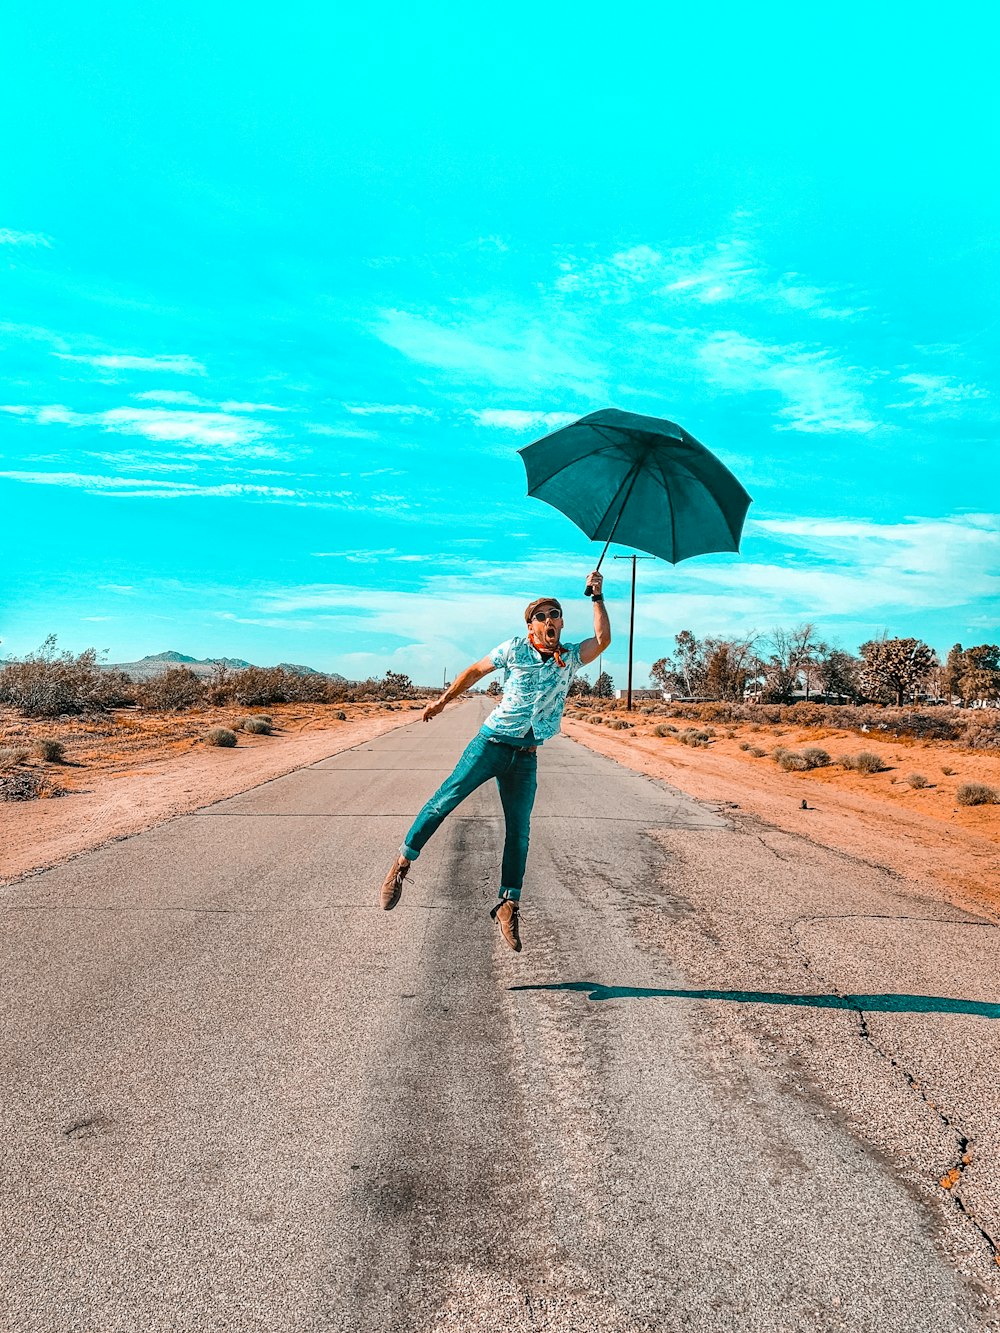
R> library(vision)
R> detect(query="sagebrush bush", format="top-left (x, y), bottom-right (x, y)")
top-left (137, 667), bottom-right (206, 711)
top-left (748, 746), bottom-right (768, 757)
top-left (653, 723), bottom-right (674, 737)
top-left (0, 636), bottom-right (135, 716)
top-left (907, 773), bottom-right (929, 788)
top-left (776, 750), bottom-right (810, 772)
top-left (738, 741), bottom-right (751, 751)
top-left (956, 782), bottom-right (999, 806)
top-left (204, 727), bottom-right (238, 748)
top-left (801, 747), bottom-right (831, 769)
top-left (34, 738), bottom-right (66, 763)
top-left (844, 751), bottom-right (886, 774)
top-left (334, 710), bottom-right (348, 721)
top-left (608, 719), bottom-right (632, 730)
top-left (239, 716), bottom-right (273, 734)
top-left (587, 714), bottom-right (604, 725)
top-left (0, 746), bottom-right (29, 768)
top-left (941, 766), bottom-right (956, 776)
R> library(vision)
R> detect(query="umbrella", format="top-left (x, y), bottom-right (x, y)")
top-left (518, 407), bottom-right (752, 708)
top-left (518, 407), bottom-right (751, 577)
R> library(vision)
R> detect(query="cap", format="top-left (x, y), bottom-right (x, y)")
top-left (524, 596), bottom-right (563, 623)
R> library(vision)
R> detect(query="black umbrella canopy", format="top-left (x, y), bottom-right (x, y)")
top-left (518, 408), bottom-right (752, 564)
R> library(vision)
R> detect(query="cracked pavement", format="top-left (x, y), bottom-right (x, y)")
top-left (1, 699), bottom-right (998, 1331)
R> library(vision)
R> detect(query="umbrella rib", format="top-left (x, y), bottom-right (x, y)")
top-left (523, 442), bottom-right (626, 494)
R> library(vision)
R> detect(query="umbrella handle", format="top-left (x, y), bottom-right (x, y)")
top-left (583, 460), bottom-right (641, 595)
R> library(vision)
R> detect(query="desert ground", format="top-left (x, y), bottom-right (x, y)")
top-left (562, 708), bottom-right (1000, 916)
top-left (0, 701), bottom-right (423, 884)
top-left (3, 698), bottom-right (997, 918)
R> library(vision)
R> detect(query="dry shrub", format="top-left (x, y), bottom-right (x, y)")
top-left (0, 636), bottom-right (135, 716)
top-left (0, 768), bottom-right (65, 801)
top-left (776, 750), bottom-right (810, 772)
top-left (907, 773), bottom-right (929, 788)
top-left (136, 667), bottom-right (206, 711)
top-left (941, 766), bottom-right (956, 776)
top-left (956, 782), bottom-right (999, 806)
top-left (748, 746), bottom-right (768, 757)
top-left (0, 746), bottom-right (30, 768)
top-left (843, 751), bottom-right (886, 774)
top-left (239, 716), bottom-right (273, 734)
top-left (608, 719), bottom-right (633, 730)
top-left (801, 746), bottom-right (831, 769)
top-left (738, 741), bottom-right (751, 751)
top-left (334, 710), bottom-right (348, 721)
top-left (653, 723), bottom-right (676, 737)
top-left (587, 714), bottom-right (605, 725)
top-left (33, 738), bottom-right (66, 763)
top-left (204, 727), bottom-right (238, 748)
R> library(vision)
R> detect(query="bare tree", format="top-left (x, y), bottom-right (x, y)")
top-left (759, 623), bottom-right (823, 703)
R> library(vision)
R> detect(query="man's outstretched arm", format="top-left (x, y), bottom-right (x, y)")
top-left (578, 569), bottom-right (611, 666)
top-left (422, 655), bottom-right (496, 722)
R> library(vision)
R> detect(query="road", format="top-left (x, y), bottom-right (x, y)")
top-left (2, 698), bottom-right (999, 1332)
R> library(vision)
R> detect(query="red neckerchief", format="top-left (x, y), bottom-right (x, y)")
top-left (528, 626), bottom-right (567, 668)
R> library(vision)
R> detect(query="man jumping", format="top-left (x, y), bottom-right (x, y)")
top-left (379, 570), bottom-right (611, 952)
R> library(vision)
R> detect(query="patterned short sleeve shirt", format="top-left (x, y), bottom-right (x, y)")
top-left (482, 635), bottom-right (583, 743)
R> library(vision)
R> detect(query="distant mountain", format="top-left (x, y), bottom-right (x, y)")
top-left (103, 650), bottom-right (333, 680)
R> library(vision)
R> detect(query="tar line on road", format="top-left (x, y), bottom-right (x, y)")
top-left (1, 699), bottom-right (996, 1332)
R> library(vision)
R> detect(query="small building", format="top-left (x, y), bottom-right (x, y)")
top-left (616, 688), bottom-right (665, 701)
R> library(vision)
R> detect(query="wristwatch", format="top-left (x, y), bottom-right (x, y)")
top-left (591, 593), bottom-right (604, 602)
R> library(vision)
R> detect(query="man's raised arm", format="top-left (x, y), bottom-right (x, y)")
top-left (578, 569), bottom-right (612, 666)
top-left (422, 655), bottom-right (496, 722)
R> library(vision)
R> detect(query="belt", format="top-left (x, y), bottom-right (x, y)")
top-left (486, 737), bottom-right (538, 754)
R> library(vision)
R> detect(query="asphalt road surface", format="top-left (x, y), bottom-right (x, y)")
top-left (3, 699), bottom-right (999, 1332)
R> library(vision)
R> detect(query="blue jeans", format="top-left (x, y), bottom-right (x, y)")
top-left (401, 729), bottom-right (538, 900)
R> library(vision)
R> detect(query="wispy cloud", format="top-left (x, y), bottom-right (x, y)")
top-left (0, 470), bottom-right (297, 499)
top-left (2, 403), bottom-right (277, 451)
top-left (552, 233), bottom-right (865, 321)
top-left (344, 402), bottom-right (437, 419)
top-left (889, 373), bottom-right (989, 410)
top-left (373, 307), bottom-right (606, 396)
top-left (469, 408), bottom-right (578, 432)
top-left (55, 352), bottom-right (206, 375)
top-left (695, 331), bottom-right (878, 434)
top-left (0, 228), bottom-right (53, 248)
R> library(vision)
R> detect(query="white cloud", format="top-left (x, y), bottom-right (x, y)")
top-left (890, 373), bottom-right (989, 409)
top-left (344, 402), bottom-right (437, 418)
top-left (468, 409), bottom-right (578, 432)
top-left (0, 470), bottom-right (296, 499)
top-left (132, 389), bottom-right (208, 406)
top-left (373, 307), bottom-right (606, 396)
top-left (695, 331), bottom-right (878, 434)
top-left (553, 235), bottom-right (864, 320)
top-left (2, 402), bottom-right (277, 451)
top-left (0, 228), bottom-right (52, 247)
top-left (55, 352), bottom-right (206, 375)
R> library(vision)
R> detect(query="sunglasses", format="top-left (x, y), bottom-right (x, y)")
top-left (531, 609), bottom-right (562, 622)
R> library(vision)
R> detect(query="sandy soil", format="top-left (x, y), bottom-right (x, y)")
top-left (0, 701), bottom-right (423, 885)
top-left (562, 713), bottom-right (1000, 916)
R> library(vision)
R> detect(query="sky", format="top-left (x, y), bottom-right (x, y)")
top-left (2, 2), bottom-right (998, 687)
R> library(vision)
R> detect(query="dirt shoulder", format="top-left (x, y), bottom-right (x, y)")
top-left (0, 701), bottom-right (422, 885)
top-left (562, 714), bottom-right (1000, 917)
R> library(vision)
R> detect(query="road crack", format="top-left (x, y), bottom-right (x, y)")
top-left (786, 911), bottom-right (1000, 1269)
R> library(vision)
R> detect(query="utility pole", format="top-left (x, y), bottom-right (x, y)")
top-left (613, 553), bottom-right (655, 711)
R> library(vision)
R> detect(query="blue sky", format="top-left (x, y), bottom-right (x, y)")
top-left (2, 2), bottom-right (998, 686)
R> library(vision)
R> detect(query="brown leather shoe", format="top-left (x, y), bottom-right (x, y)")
top-left (380, 857), bottom-right (409, 910)
top-left (490, 898), bottom-right (522, 952)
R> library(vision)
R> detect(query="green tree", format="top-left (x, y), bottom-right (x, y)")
top-left (568, 673), bottom-right (592, 696)
top-left (859, 637), bottom-right (936, 705)
top-left (593, 670), bottom-right (615, 698)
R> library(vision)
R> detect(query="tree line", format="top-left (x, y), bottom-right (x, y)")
top-left (641, 626), bottom-right (1000, 707)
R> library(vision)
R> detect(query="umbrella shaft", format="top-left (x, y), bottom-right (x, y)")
top-left (594, 462), bottom-right (642, 572)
